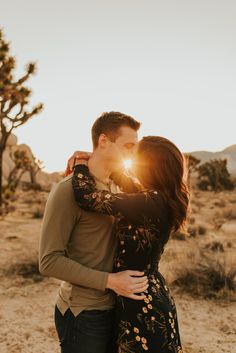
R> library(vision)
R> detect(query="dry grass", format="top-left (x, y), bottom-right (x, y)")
top-left (222, 208), bottom-right (236, 220)
top-left (213, 199), bottom-right (226, 208)
top-left (172, 251), bottom-right (236, 300)
top-left (4, 261), bottom-right (44, 283)
top-left (32, 207), bottom-right (44, 219)
top-left (211, 212), bottom-right (226, 230)
top-left (204, 241), bottom-right (224, 252)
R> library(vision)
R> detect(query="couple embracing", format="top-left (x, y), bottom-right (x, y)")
top-left (39, 111), bottom-right (189, 353)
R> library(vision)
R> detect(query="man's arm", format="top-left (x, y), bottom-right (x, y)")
top-left (39, 179), bottom-right (148, 299)
top-left (39, 180), bottom-right (109, 291)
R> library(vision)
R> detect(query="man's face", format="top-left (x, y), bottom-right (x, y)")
top-left (104, 126), bottom-right (138, 170)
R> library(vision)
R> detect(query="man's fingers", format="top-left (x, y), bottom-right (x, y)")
top-left (127, 270), bottom-right (145, 277)
top-left (132, 283), bottom-right (149, 293)
top-left (131, 276), bottom-right (148, 285)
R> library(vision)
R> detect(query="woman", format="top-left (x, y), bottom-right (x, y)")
top-left (71, 136), bottom-right (189, 353)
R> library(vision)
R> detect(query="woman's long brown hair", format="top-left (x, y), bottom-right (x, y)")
top-left (136, 136), bottom-right (190, 236)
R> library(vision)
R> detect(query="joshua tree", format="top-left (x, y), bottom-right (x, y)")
top-left (185, 154), bottom-right (200, 174)
top-left (3, 149), bottom-right (43, 210)
top-left (0, 29), bottom-right (43, 207)
top-left (5, 149), bottom-right (32, 194)
top-left (197, 159), bottom-right (234, 192)
top-left (184, 154), bottom-right (201, 186)
top-left (29, 154), bottom-right (44, 185)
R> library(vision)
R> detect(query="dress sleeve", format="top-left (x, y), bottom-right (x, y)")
top-left (72, 164), bottom-right (166, 224)
top-left (110, 171), bottom-right (142, 193)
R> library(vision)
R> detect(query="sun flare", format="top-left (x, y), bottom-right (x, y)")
top-left (123, 159), bottom-right (133, 170)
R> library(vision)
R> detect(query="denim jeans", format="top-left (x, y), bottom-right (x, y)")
top-left (54, 305), bottom-right (117, 353)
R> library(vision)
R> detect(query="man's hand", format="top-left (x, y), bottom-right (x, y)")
top-left (106, 271), bottom-right (148, 300)
top-left (65, 151), bottom-right (92, 176)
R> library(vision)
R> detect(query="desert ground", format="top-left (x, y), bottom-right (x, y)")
top-left (0, 187), bottom-right (236, 353)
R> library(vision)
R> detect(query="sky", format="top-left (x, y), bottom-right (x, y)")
top-left (0, 0), bottom-right (236, 172)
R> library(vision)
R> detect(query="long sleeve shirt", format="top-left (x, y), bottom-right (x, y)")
top-left (39, 173), bottom-right (119, 317)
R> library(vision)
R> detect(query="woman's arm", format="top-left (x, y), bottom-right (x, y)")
top-left (72, 164), bottom-right (164, 223)
top-left (110, 171), bottom-right (142, 193)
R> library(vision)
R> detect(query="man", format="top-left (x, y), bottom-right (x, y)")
top-left (39, 112), bottom-right (148, 353)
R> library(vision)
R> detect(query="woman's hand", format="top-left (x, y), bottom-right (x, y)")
top-left (65, 150), bottom-right (92, 176)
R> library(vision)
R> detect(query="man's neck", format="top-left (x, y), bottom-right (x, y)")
top-left (88, 152), bottom-right (111, 184)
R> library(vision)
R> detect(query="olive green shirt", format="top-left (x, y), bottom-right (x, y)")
top-left (39, 174), bottom-right (119, 317)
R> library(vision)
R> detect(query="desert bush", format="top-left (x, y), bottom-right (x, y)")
top-left (213, 199), bottom-right (226, 208)
top-left (32, 208), bottom-right (44, 219)
top-left (186, 224), bottom-right (207, 237)
top-left (5, 261), bottom-right (43, 283)
top-left (222, 208), bottom-right (236, 220)
top-left (22, 182), bottom-right (42, 191)
top-left (187, 216), bottom-right (195, 225)
top-left (204, 241), bottom-right (224, 252)
top-left (172, 231), bottom-right (188, 240)
top-left (211, 212), bottom-right (225, 230)
top-left (198, 225), bottom-right (207, 235)
top-left (197, 159), bottom-right (234, 192)
top-left (192, 199), bottom-right (205, 209)
top-left (172, 252), bottom-right (236, 300)
top-left (187, 226), bottom-right (197, 237)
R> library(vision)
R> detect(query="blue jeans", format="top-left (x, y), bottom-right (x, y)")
top-left (54, 305), bottom-right (117, 353)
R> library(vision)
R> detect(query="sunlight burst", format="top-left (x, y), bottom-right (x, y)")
top-left (123, 159), bottom-right (133, 170)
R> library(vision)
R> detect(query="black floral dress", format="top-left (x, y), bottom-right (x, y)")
top-left (72, 164), bottom-right (183, 353)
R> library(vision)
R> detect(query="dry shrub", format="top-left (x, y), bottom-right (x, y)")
top-left (187, 225), bottom-right (207, 237)
top-left (174, 224), bottom-right (207, 239)
top-left (172, 231), bottom-right (188, 241)
top-left (213, 199), bottom-right (226, 208)
top-left (198, 225), bottom-right (207, 235)
top-left (211, 212), bottom-right (225, 230)
top-left (204, 241), bottom-right (224, 252)
top-left (192, 200), bottom-right (205, 209)
top-left (32, 207), bottom-right (44, 219)
top-left (187, 226), bottom-right (197, 237)
top-left (187, 216), bottom-right (196, 225)
top-left (222, 208), bottom-right (236, 220)
top-left (172, 252), bottom-right (236, 300)
top-left (5, 261), bottom-right (44, 283)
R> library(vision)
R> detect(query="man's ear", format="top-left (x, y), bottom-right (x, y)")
top-left (98, 133), bottom-right (108, 148)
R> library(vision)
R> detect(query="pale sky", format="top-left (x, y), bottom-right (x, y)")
top-left (1, 0), bottom-right (235, 172)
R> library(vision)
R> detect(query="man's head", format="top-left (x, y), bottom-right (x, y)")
top-left (91, 112), bottom-right (141, 169)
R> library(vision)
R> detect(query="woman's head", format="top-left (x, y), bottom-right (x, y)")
top-left (134, 136), bottom-right (189, 232)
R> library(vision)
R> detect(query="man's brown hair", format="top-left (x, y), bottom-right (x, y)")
top-left (91, 111), bottom-right (141, 149)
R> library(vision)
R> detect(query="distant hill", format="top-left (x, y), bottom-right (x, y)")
top-left (189, 144), bottom-right (236, 175)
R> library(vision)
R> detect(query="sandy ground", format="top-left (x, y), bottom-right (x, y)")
top-left (0, 189), bottom-right (236, 353)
